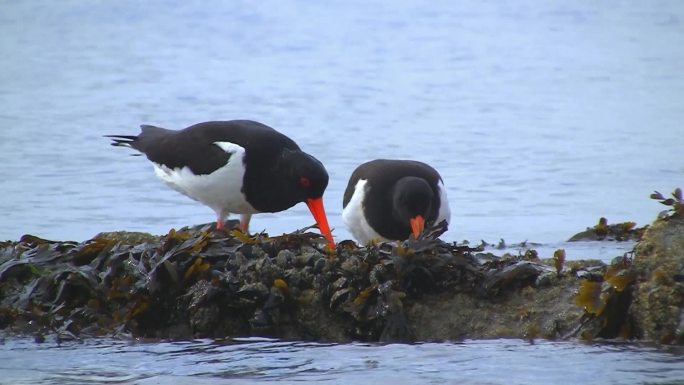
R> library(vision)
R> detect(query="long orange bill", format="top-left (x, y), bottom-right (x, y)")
top-left (306, 197), bottom-right (336, 248)
top-left (409, 215), bottom-right (425, 239)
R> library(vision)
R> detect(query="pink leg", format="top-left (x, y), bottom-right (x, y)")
top-left (239, 214), bottom-right (252, 233)
top-left (216, 211), bottom-right (227, 230)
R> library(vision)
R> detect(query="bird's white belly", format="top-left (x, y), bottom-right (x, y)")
top-left (152, 143), bottom-right (258, 216)
top-left (436, 180), bottom-right (451, 226)
top-left (342, 179), bottom-right (387, 245)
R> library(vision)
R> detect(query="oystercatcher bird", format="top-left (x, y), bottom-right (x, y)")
top-left (342, 159), bottom-right (451, 244)
top-left (106, 120), bottom-right (335, 247)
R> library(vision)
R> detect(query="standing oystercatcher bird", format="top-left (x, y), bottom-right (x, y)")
top-left (106, 120), bottom-right (335, 247)
top-left (342, 159), bottom-right (451, 244)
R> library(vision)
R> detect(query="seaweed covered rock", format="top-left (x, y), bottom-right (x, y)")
top-left (566, 195), bottom-right (684, 344)
top-left (1, 215), bottom-right (682, 344)
top-left (0, 223), bottom-right (582, 342)
top-left (567, 217), bottom-right (646, 242)
top-left (631, 216), bottom-right (684, 343)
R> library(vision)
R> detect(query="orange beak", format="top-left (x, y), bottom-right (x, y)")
top-left (306, 197), bottom-right (336, 248)
top-left (409, 215), bottom-right (425, 239)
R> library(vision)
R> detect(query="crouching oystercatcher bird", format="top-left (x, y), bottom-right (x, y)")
top-left (106, 120), bottom-right (335, 247)
top-left (342, 159), bottom-right (451, 244)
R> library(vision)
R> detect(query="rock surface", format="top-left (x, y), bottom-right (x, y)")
top-left (631, 215), bottom-right (684, 343)
top-left (1, 215), bottom-right (682, 344)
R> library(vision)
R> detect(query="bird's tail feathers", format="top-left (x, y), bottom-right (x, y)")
top-left (104, 135), bottom-right (137, 148)
top-left (104, 135), bottom-right (143, 155)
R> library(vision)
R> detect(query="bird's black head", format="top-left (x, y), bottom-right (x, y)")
top-left (280, 149), bottom-right (335, 248)
top-left (391, 176), bottom-right (434, 223)
top-left (284, 150), bottom-right (329, 201)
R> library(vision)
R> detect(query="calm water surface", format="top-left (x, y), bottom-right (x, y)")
top-left (1, 1), bottom-right (682, 252)
top-left (2, 1), bottom-right (684, 383)
top-left (2, 337), bottom-right (684, 385)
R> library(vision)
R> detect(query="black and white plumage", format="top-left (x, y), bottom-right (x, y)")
top-left (107, 120), bottom-right (335, 247)
top-left (342, 159), bottom-right (451, 244)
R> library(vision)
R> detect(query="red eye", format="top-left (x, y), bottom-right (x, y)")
top-left (299, 176), bottom-right (311, 188)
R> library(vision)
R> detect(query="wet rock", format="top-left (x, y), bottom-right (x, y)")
top-left (1, 216), bottom-right (681, 345)
top-left (313, 257), bottom-right (328, 274)
top-left (631, 216), bottom-right (684, 344)
top-left (237, 282), bottom-right (269, 302)
top-left (535, 271), bottom-right (559, 288)
top-left (94, 231), bottom-right (158, 245)
top-left (481, 261), bottom-right (547, 296)
top-left (405, 280), bottom-right (584, 341)
top-left (275, 250), bottom-right (295, 268)
top-left (186, 280), bottom-right (223, 335)
top-left (568, 217), bottom-right (646, 242)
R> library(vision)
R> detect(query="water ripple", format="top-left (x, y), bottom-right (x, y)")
top-left (2, 337), bottom-right (684, 384)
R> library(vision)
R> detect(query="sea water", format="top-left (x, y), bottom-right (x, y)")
top-left (1, 1), bottom-right (683, 383)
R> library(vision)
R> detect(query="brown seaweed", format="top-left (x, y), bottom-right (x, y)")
top-left (2, 207), bottom-right (681, 344)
